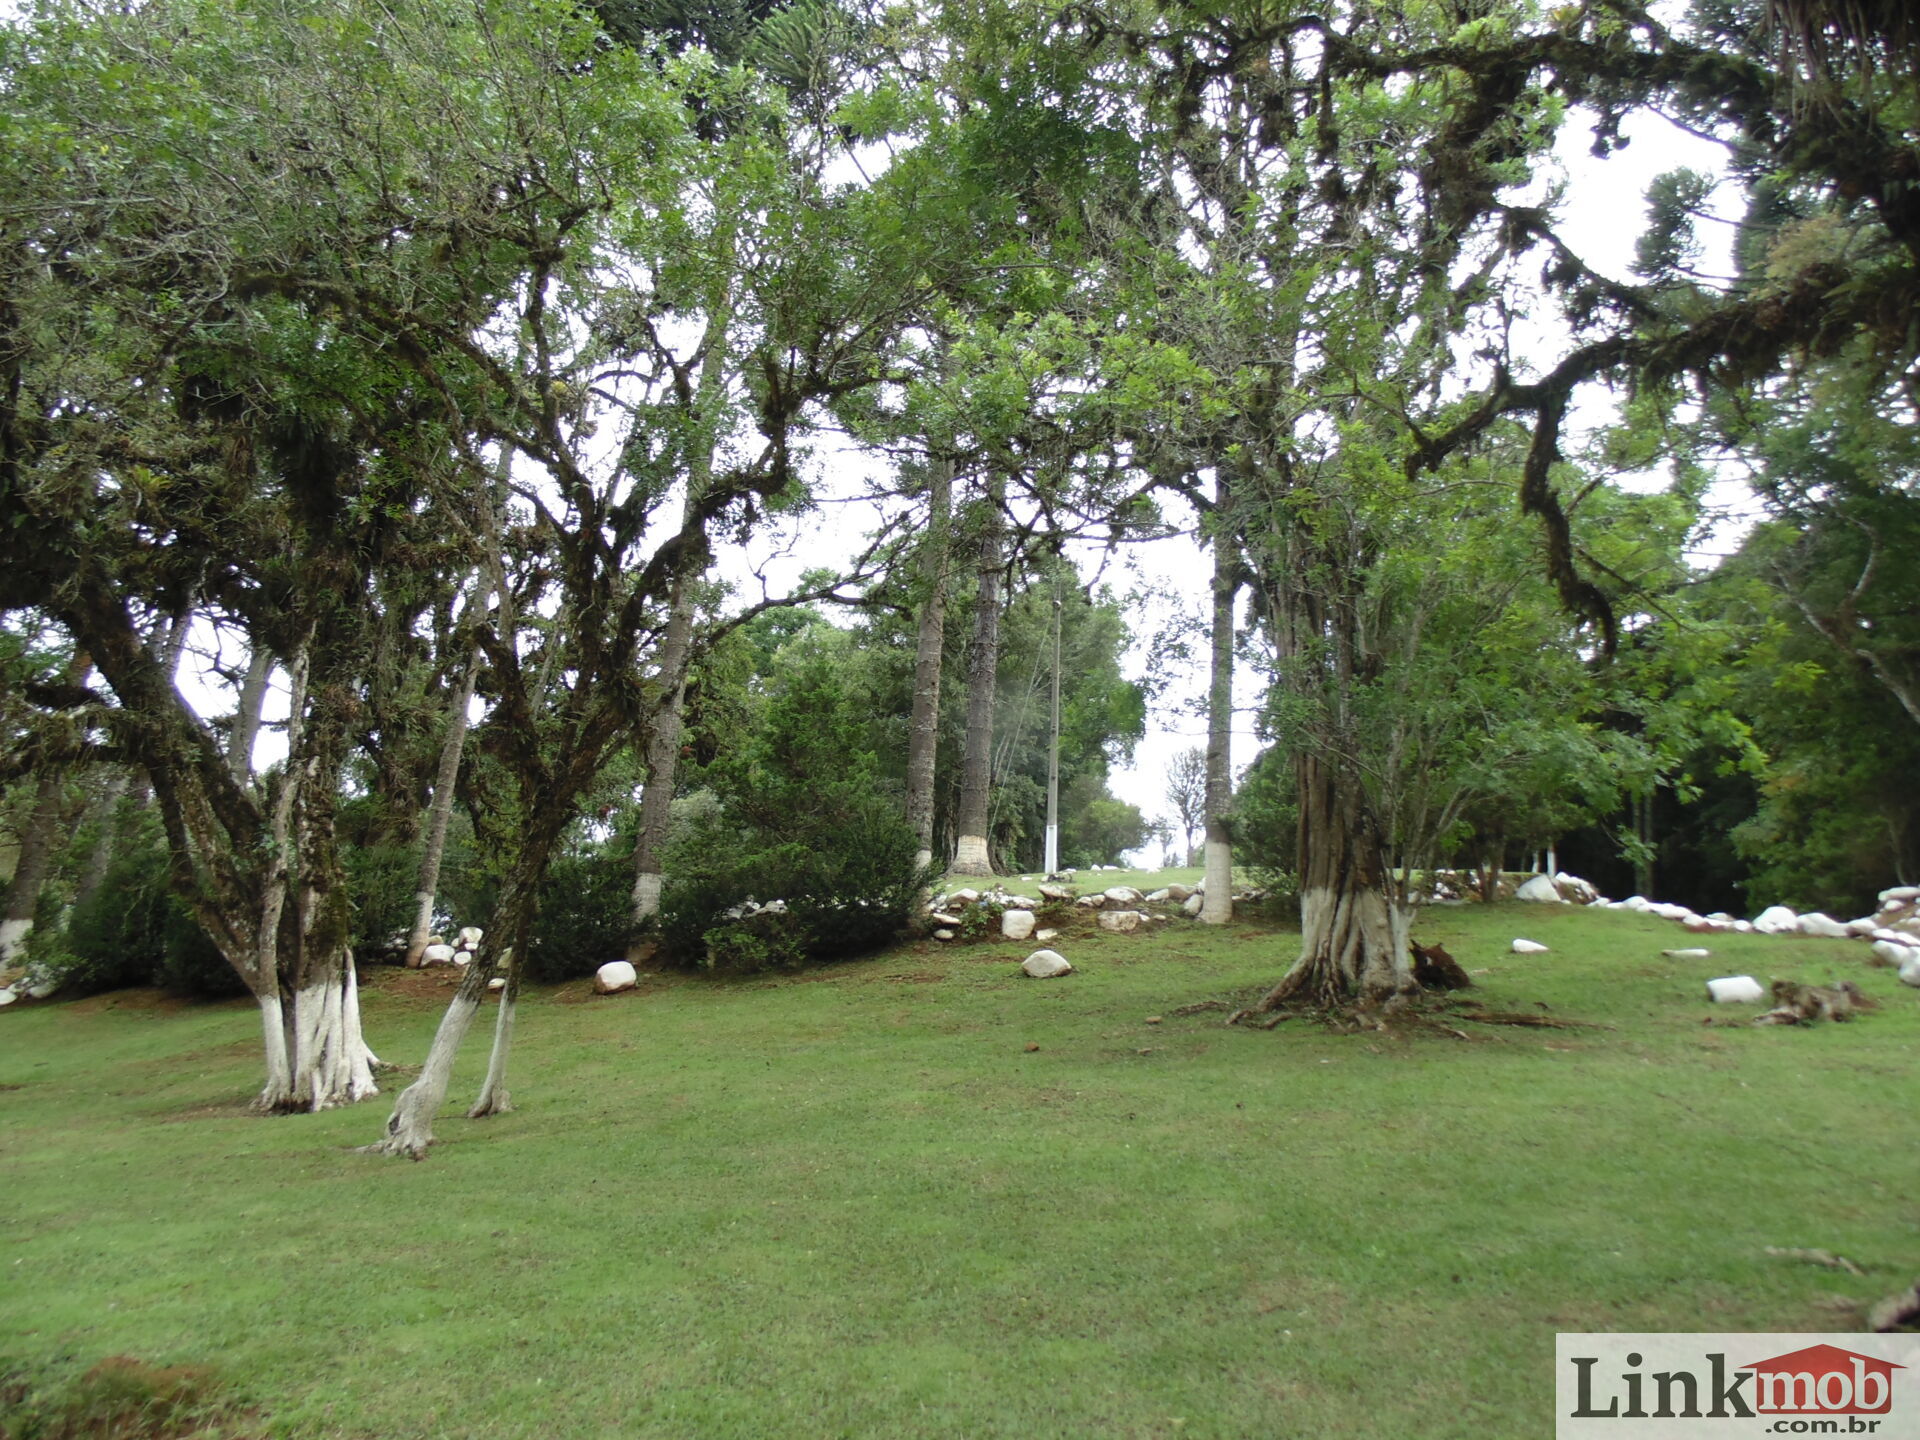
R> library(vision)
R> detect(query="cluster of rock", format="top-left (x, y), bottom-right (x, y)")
top-left (0, 964), bottom-right (59, 1007)
top-left (925, 876), bottom-right (1271, 944)
top-left (1606, 885), bottom-right (1920, 988)
top-left (1513, 872), bottom-right (1604, 905)
top-left (413, 926), bottom-right (485, 967)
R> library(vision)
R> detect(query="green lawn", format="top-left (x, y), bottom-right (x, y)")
top-left (2, 898), bottom-right (1914, 1439)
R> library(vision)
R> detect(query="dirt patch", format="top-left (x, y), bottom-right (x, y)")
top-left (0, 1355), bottom-right (256, 1439)
top-left (64, 990), bottom-right (207, 1017)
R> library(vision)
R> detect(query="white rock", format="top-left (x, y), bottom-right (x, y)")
top-left (1878, 885), bottom-right (1920, 905)
top-left (1192, 877), bottom-right (1206, 893)
top-left (594, 961), bottom-right (637, 994)
top-left (1004, 896), bottom-right (1039, 910)
top-left (1510, 938), bottom-right (1549, 955)
top-left (457, 926), bottom-right (484, 949)
top-left (24, 975), bottom-right (57, 1000)
top-left (929, 912), bottom-right (963, 926)
top-left (1870, 940), bottom-right (1916, 968)
top-left (1098, 910), bottom-right (1143, 933)
top-left (1901, 956), bottom-right (1920, 989)
top-left (1145, 888), bottom-right (1171, 903)
top-left (1076, 895), bottom-right (1105, 908)
top-left (1846, 917), bottom-right (1881, 937)
top-left (1732, 920), bottom-right (1754, 933)
top-left (487, 977), bottom-right (506, 991)
top-left (453, 953), bottom-right (471, 966)
top-left (1103, 886), bottom-right (1144, 904)
top-left (950, 888), bottom-right (981, 905)
top-left (1022, 949), bottom-right (1073, 978)
top-left (0, 988), bottom-right (15, 1007)
top-left (1705, 975), bottom-right (1765, 1004)
top-left (933, 929), bottom-right (955, 941)
top-left (1796, 912), bottom-right (1852, 939)
top-left (1662, 948), bottom-right (1712, 958)
top-left (1182, 893), bottom-right (1204, 917)
top-left (1035, 929), bottom-right (1057, 942)
top-left (1554, 873), bottom-right (1601, 904)
top-left (1515, 874), bottom-right (1564, 903)
top-left (1038, 884), bottom-right (1074, 902)
top-left (1001, 909), bottom-right (1036, 941)
top-left (1752, 905), bottom-right (1800, 935)
top-left (421, 942), bottom-right (457, 966)
top-left (1649, 902), bottom-right (1692, 922)
top-left (1162, 884), bottom-right (1193, 902)
top-left (762, 899), bottom-right (788, 914)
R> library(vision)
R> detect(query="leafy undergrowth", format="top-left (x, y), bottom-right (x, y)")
top-left (0, 897), bottom-right (1914, 1439)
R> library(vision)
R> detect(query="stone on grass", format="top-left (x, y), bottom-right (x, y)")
top-left (421, 942), bottom-right (457, 966)
top-left (1752, 905), bottom-right (1800, 934)
top-left (0, 988), bottom-right (15, 1007)
top-left (1510, 938), bottom-right (1549, 955)
top-left (1514, 874), bottom-right (1564, 903)
top-left (1706, 975), bottom-right (1765, 1004)
top-left (1182, 893), bottom-right (1204, 917)
top-left (1870, 940), bottom-right (1917, 968)
top-left (1846, 917), bottom-right (1881, 937)
top-left (24, 974), bottom-right (57, 999)
top-left (1098, 910), bottom-right (1143, 934)
top-left (933, 929), bottom-right (955, 942)
top-left (1145, 888), bottom-right (1171, 904)
top-left (1163, 884), bottom-right (1193, 903)
top-left (1038, 884), bottom-right (1074, 902)
top-left (594, 960), bottom-right (637, 994)
top-left (930, 911), bottom-right (962, 926)
top-left (487, 977), bottom-right (506, 991)
top-left (1104, 886), bottom-right (1145, 905)
top-left (1022, 949), bottom-right (1073, 979)
top-left (1001, 909), bottom-right (1036, 941)
top-left (1796, 912), bottom-right (1852, 939)
top-left (949, 888), bottom-right (981, 905)
top-left (1879, 885), bottom-right (1920, 907)
top-left (1901, 955), bottom-right (1920, 989)
top-left (1036, 928), bottom-right (1057, 942)
top-left (457, 926), bottom-right (484, 949)
top-left (1663, 948), bottom-right (1712, 958)
top-left (1077, 895), bottom-right (1105, 909)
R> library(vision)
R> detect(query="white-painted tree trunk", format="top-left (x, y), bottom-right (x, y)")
top-left (468, 968), bottom-right (517, 1119)
top-left (1202, 837), bottom-right (1235, 924)
top-left (253, 955), bottom-right (379, 1112)
top-left (370, 984), bottom-right (485, 1157)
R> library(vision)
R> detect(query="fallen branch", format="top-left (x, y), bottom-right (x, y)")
top-left (1450, 1009), bottom-right (1604, 1030)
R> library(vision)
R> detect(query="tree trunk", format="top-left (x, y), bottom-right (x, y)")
top-left (372, 809), bottom-right (563, 1157)
top-left (951, 473), bottom-right (1005, 877)
top-left (904, 453), bottom-right (954, 872)
top-left (1, 651), bottom-right (92, 969)
top-left (1633, 792), bottom-right (1655, 897)
top-left (1260, 751), bottom-right (1411, 1009)
top-left (468, 947), bottom-right (523, 1119)
top-left (628, 577), bottom-right (696, 937)
top-left (1201, 494), bottom-right (1236, 924)
top-left (228, 642), bottom-right (272, 783)
top-left (406, 643), bottom-right (480, 966)
top-left (71, 770), bottom-right (130, 914)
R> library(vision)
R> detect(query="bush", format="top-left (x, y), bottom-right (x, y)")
top-left (62, 821), bottom-right (245, 998)
top-left (658, 792), bottom-right (932, 974)
top-left (522, 841), bottom-right (637, 983)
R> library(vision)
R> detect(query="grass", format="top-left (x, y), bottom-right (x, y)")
top-left (1, 894), bottom-right (1914, 1439)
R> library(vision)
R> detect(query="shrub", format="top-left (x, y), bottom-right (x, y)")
top-left (62, 821), bottom-right (245, 998)
top-left (523, 841), bottom-right (637, 983)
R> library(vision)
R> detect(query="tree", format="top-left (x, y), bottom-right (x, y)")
top-left (1163, 747), bottom-right (1206, 865)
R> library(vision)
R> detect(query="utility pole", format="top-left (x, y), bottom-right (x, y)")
top-left (1044, 570), bottom-right (1063, 876)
